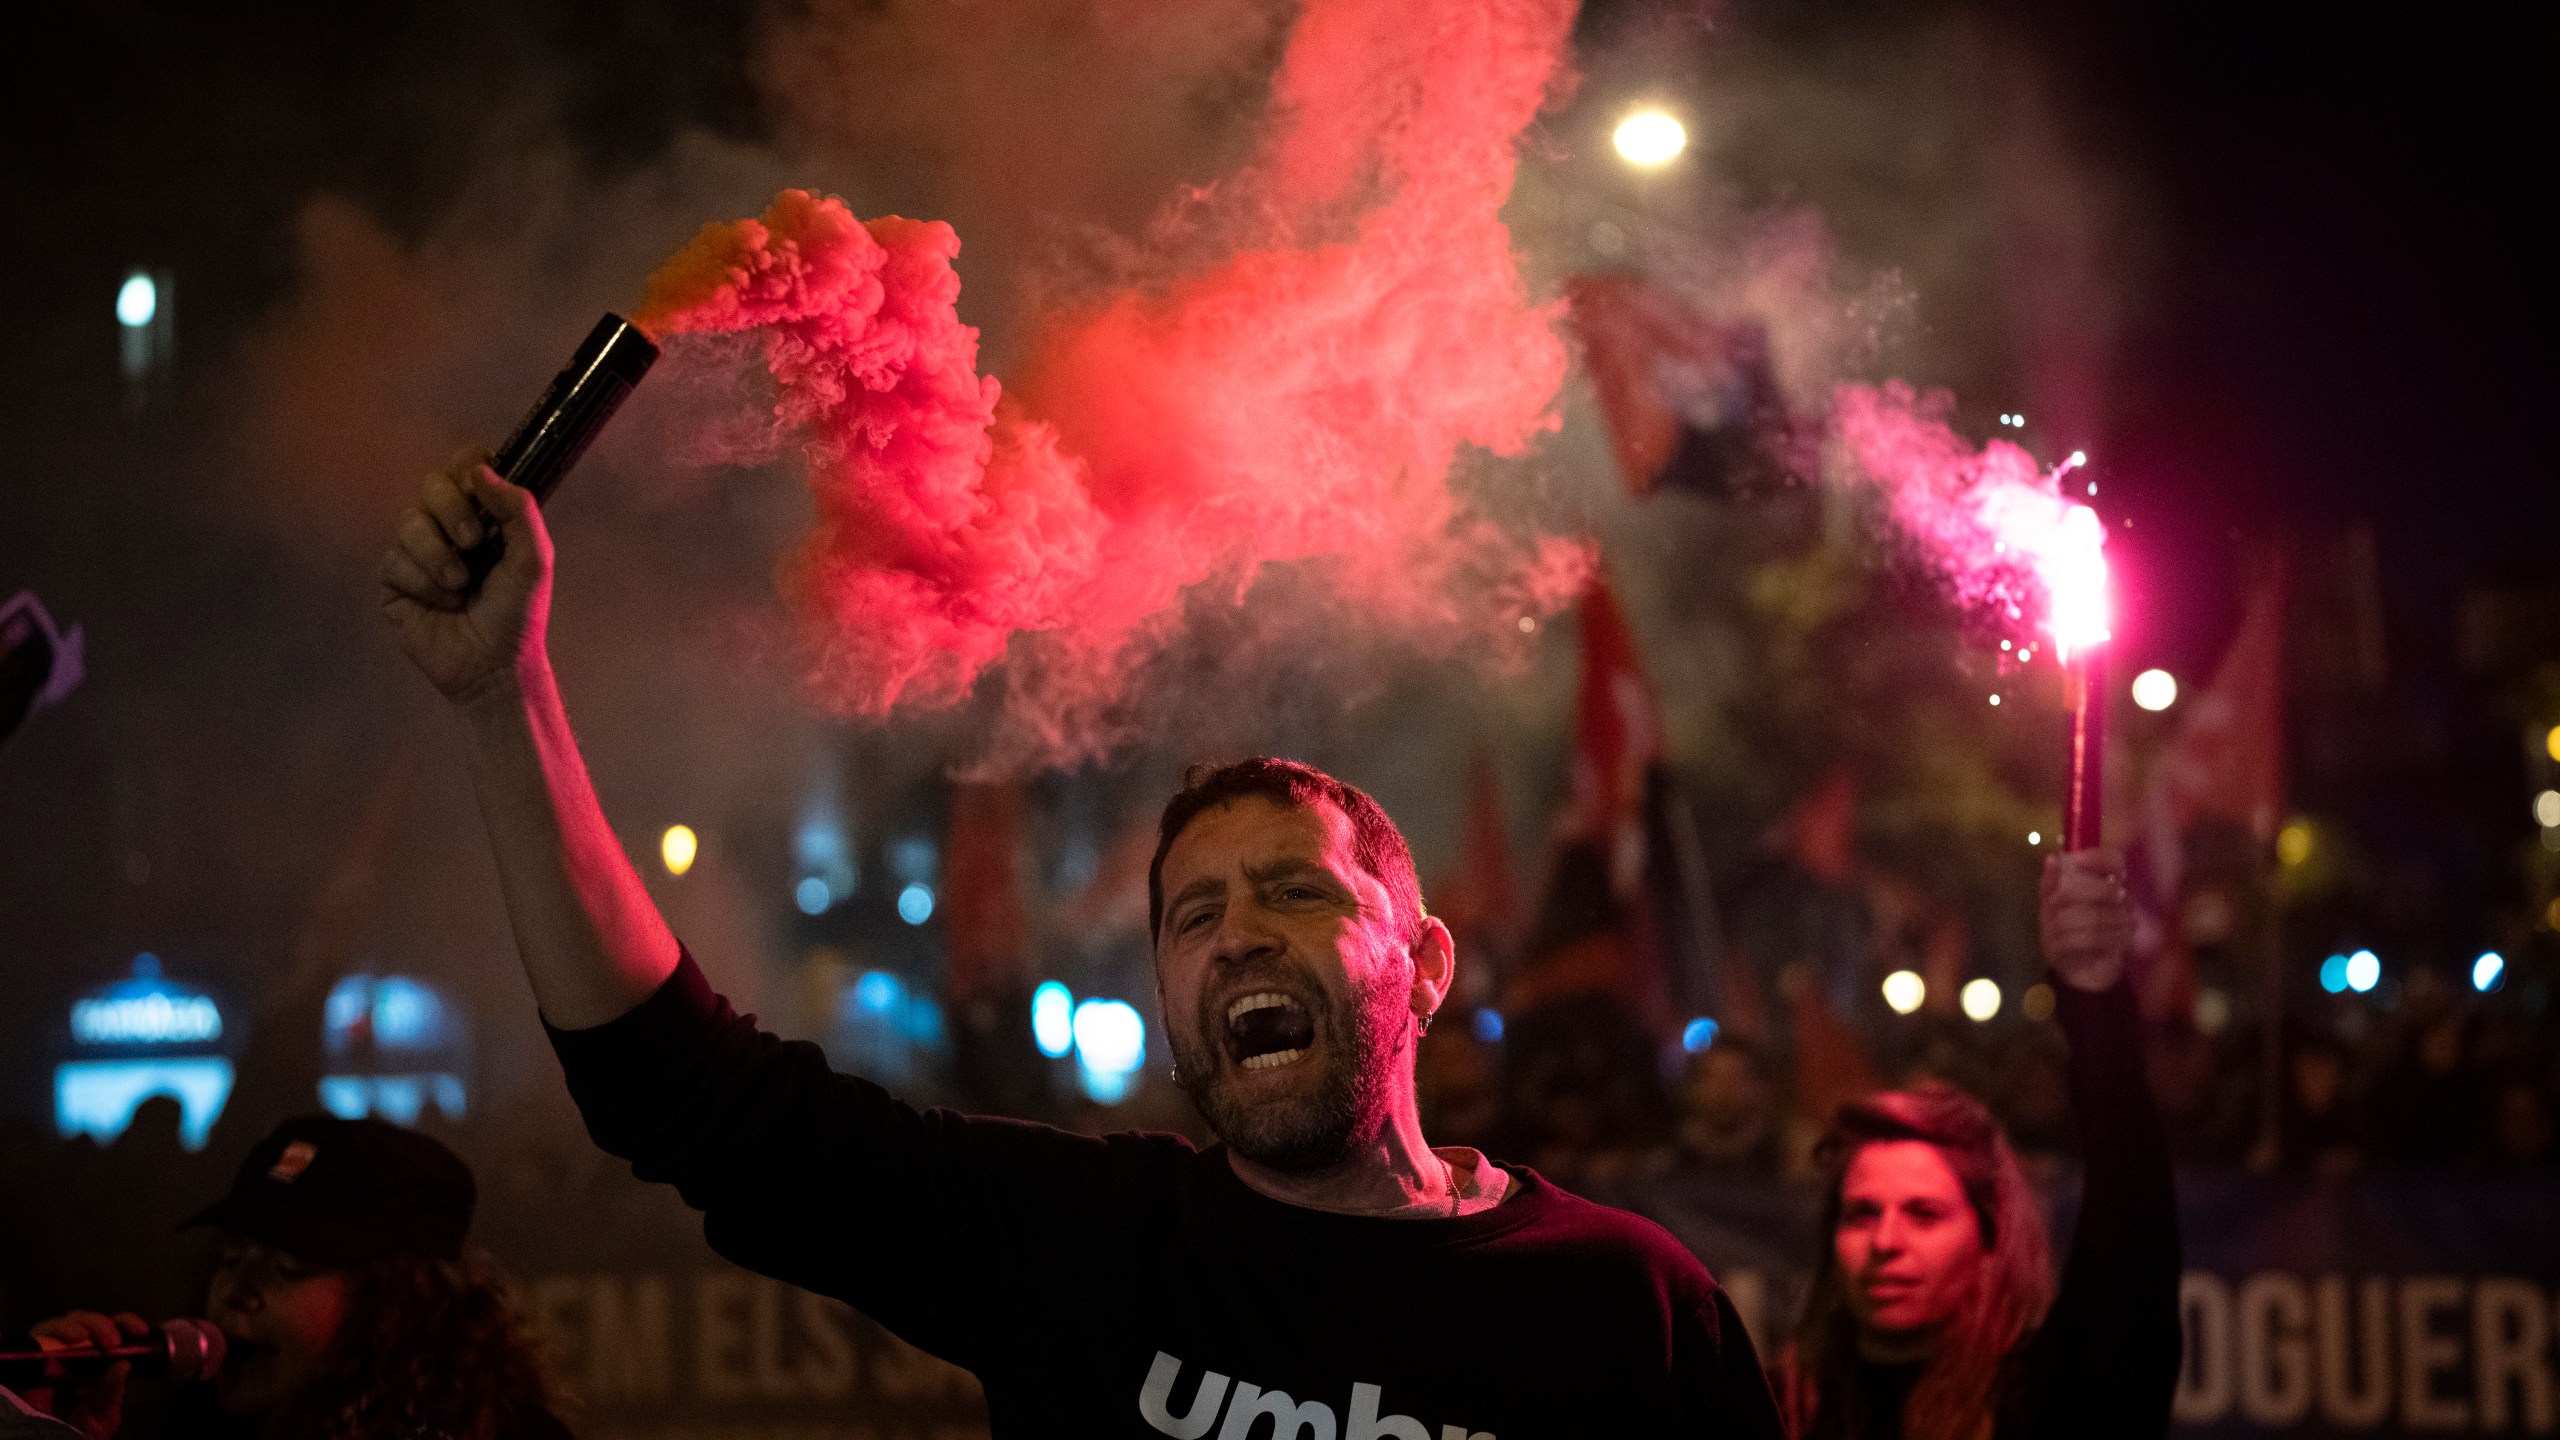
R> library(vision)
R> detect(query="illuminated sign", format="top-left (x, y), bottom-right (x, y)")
top-left (326, 973), bottom-right (455, 1053)
top-left (56, 1059), bottom-right (233, 1150)
top-left (56, 954), bottom-right (232, 1150)
top-left (67, 954), bottom-right (222, 1047)
top-left (321, 973), bottom-right (470, 1124)
top-left (72, 991), bottom-right (221, 1045)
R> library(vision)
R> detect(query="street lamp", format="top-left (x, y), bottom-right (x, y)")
top-left (1613, 109), bottom-right (1686, 167)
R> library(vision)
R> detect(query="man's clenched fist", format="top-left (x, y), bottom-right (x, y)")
top-left (2041, 849), bottom-right (2134, 993)
top-left (378, 454), bottom-right (550, 705)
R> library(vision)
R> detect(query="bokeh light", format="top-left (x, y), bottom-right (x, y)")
top-left (116, 273), bottom-right (157, 328)
top-left (2277, 821), bottom-right (2313, 868)
top-left (2472, 952), bottom-right (2505, 992)
top-left (659, 824), bottom-right (698, 876)
top-left (1072, 999), bottom-right (1146, 1076)
top-left (2021, 983), bottom-right (2056, 1023)
top-left (2345, 949), bottom-right (2381, 993)
top-left (2130, 669), bottom-right (2179, 711)
top-left (1031, 981), bottom-right (1075, 1058)
top-left (1612, 109), bottom-right (1687, 166)
top-left (1681, 1017), bottom-right (1720, 1052)
top-left (896, 882), bottom-right (935, 925)
top-left (1960, 978), bottom-right (2001, 1022)
top-left (1882, 970), bottom-right (1926, 1015)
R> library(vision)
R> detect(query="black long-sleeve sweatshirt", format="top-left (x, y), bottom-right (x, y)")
top-left (549, 951), bottom-right (1789, 1438)
top-left (1843, 981), bottom-right (2182, 1440)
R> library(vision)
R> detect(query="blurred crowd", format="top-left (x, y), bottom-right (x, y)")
top-left (1412, 835), bottom-right (2560, 1196)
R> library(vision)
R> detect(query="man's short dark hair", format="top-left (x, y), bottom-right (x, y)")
top-left (1148, 758), bottom-right (1424, 946)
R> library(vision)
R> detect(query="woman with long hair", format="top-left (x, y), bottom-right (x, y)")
top-left (1774, 851), bottom-right (2180, 1440)
top-left (26, 1115), bottom-right (571, 1440)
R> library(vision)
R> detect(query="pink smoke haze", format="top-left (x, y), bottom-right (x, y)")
top-left (633, 0), bottom-right (1584, 760)
top-left (1835, 381), bottom-right (2111, 661)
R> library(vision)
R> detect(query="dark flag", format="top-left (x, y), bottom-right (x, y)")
top-left (1566, 274), bottom-right (1813, 498)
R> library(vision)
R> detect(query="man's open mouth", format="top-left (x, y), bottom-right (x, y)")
top-left (1224, 991), bottom-right (1316, 1071)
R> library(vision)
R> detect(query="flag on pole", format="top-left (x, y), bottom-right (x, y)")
top-left (2126, 559), bottom-right (2288, 1023)
top-left (1565, 574), bottom-right (1662, 895)
top-left (1443, 753), bottom-right (1515, 963)
top-left (1567, 274), bottom-right (1810, 497)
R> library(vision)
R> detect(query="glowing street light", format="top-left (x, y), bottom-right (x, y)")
top-left (1613, 109), bottom-right (1687, 167)
top-left (659, 824), bottom-right (698, 876)
top-left (2472, 952), bottom-right (2506, 993)
top-left (1882, 970), bottom-right (1926, 1015)
top-left (2130, 669), bottom-right (2178, 712)
top-left (116, 273), bottom-right (158, 329)
top-left (1072, 998), bottom-right (1147, 1103)
top-left (1031, 982), bottom-right (1075, 1058)
top-left (1960, 978), bottom-right (2002, 1022)
top-left (2344, 949), bottom-right (2381, 994)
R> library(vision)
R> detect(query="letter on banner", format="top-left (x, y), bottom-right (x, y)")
top-left (1139, 1352), bottom-right (1230, 1439)
top-left (2473, 1277), bottom-right (2554, 1433)
top-left (2315, 1275), bottom-right (2393, 1427)
top-left (1346, 1382), bottom-right (1430, 1440)
top-left (694, 1271), bottom-right (752, 1401)
top-left (2175, 1273), bottom-right (2235, 1423)
top-left (2238, 1273), bottom-right (2313, 1426)
top-left (2398, 1276), bottom-right (2472, 1431)
top-left (1220, 1383), bottom-right (1338, 1440)
top-left (587, 1275), bottom-right (672, 1401)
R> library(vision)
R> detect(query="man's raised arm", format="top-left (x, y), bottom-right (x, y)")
top-left (378, 455), bottom-right (679, 1028)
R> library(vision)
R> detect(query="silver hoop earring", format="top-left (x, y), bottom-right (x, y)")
top-left (1415, 1010), bottom-right (1435, 1036)
top-left (1167, 1058), bottom-right (1184, 1087)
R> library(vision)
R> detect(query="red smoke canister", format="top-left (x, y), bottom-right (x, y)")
top-left (2061, 642), bottom-right (2106, 850)
top-left (463, 313), bottom-right (659, 580)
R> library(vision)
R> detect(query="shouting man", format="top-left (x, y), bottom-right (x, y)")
top-left (380, 458), bottom-right (1788, 1436)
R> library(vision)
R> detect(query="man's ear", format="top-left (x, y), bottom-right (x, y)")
top-left (1409, 915), bottom-right (1456, 1018)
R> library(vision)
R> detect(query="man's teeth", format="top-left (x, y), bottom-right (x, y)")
top-left (1240, 1047), bottom-right (1308, 1071)
top-left (1227, 991), bottom-right (1296, 1024)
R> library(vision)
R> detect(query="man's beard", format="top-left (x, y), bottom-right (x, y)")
top-left (1171, 960), bottom-right (1407, 1174)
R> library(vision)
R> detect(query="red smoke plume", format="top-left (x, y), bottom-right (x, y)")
top-left (635, 0), bottom-right (1584, 761)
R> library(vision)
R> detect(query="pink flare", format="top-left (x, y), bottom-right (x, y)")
top-left (1834, 380), bottom-right (2111, 660)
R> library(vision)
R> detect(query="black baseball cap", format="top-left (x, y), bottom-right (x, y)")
top-left (182, 1114), bottom-right (475, 1265)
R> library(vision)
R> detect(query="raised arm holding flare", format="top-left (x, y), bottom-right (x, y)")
top-left (378, 456), bottom-right (677, 1028)
top-left (380, 456), bottom-right (1791, 1437)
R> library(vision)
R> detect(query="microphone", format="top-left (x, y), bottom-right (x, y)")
top-left (460, 312), bottom-right (662, 584)
top-left (0, 1319), bottom-right (226, 1386)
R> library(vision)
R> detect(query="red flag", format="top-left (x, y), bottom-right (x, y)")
top-left (2167, 561), bottom-right (2288, 842)
top-left (1431, 753), bottom-right (1521, 950)
top-left (1526, 576), bottom-right (1678, 1031)
top-left (1569, 275), bottom-right (1694, 495)
top-left (1567, 275), bottom-right (1805, 497)
top-left (1567, 574), bottom-right (1662, 850)
top-left (942, 781), bottom-right (1027, 1008)
top-left (2127, 560), bottom-right (2287, 1022)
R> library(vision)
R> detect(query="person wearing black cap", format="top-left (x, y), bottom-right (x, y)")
top-left (25, 1115), bottom-right (570, 1440)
